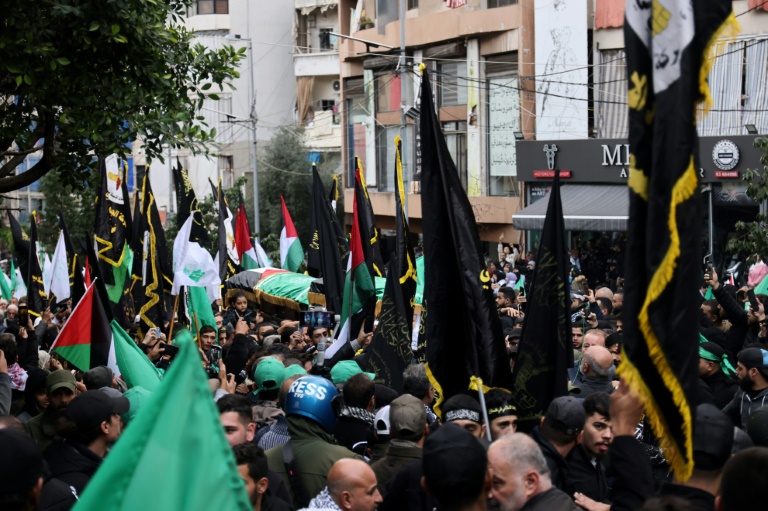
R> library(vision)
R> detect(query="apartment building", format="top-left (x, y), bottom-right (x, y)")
top-left (338, 0), bottom-right (532, 248)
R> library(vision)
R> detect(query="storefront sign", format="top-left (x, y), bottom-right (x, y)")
top-left (516, 136), bottom-right (763, 183)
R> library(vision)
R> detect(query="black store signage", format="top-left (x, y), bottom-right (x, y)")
top-left (516, 136), bottom-right (764, 183)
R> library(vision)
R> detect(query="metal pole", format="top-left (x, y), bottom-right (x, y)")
top-left (708, 187), bottom-right (714, 263)
top-left (167, 144), bottom-right (173, 220)
top-left (399, 0), bottom-right (408, 218)
top-left (248, 40), bottom-right (261, 236)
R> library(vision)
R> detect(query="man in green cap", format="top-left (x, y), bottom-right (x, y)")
top-left (329, 360), bottom-right (375, 385)
top-left (252, 358), bottom-right (286, 436)
top-left (699, 341), bottom-right (738, 409)
top-left (26, 370), bottom-right (77, 452)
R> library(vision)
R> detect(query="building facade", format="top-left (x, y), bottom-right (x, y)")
top-left (338, 0), bottom-right (533, 248)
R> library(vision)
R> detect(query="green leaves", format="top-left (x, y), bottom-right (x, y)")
top-left (0, 0), bottom-right (244, 192)
top-left (726, 136), bottom-right (768, 264)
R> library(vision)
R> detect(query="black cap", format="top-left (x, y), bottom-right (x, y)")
top-left (442, 394), bottom-right (483, 424)
top-left (0, 429), bottom-right (43, 495)
top-left (544, 396), bottom-right (586, 435)
top-left (739, 348), bottom-right (768, 370)
top-left (423, 424), bottom-right (487, 507)
top-left (83, 366), bottom-right (113, 390)
top-left (694, 404), bottom-right (734, 470)
top-left (64, 390), bottom-right (130, 431)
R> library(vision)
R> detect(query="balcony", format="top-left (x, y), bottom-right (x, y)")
top-left (294, 50), bottom-right (340, 77)
top-left (304, 110), bottom-right (342, 150)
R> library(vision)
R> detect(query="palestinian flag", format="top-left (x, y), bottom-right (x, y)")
top-left (50, 280), bottom-right (117, 374)
top-left (326, 185), bottom-right (376, 359)
top-left (280, 196), bottom-right (303, 272)
top-left (235, 197), bottom-right (259, 270)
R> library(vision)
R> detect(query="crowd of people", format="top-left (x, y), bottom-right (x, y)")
top-left (1, 240), bottom-right (768, 511)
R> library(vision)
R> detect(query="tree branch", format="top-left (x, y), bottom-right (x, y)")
top-left (0, 146), bottom-right (40, 158)
top-left (0, 114), bottom-right (55, 193)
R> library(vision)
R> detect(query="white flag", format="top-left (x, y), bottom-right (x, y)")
top-left (48, 231), bottom-right (70, 301)
top-left (172, 215), bottom-right (221, 295)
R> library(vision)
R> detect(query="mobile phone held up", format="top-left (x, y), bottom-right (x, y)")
top-left (208, 345), bottom-right (222, 374)
top-left (19, 305), bottom-right (29, 325)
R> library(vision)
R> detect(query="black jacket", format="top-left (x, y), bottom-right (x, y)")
top-left (223, 333), bottom-right (250, 379)
top-left (379, 460), bottom-right (438, 511)
top-left (333, 412), bottom-right (373, 456)
top-left (574, 376), bottom-right (615, 398)
top-left (520, 488), bottom-right (579, 511)
top-left (712, 286), bottom-right (750, 359)
top-left (39, 477), bottom-right (79, 511)
top-left (566, 444), bottom-right (609, 503)
top-left (530, 427), bottom-right (570, 492)
top-left (606, 436), bottom-right (655, 511)
top-left (658, 483), bottom-right (714, 511)
top-left (43, 441), bottom-right (102, 496)
top-left (702, 371), bottom-right (738, 410)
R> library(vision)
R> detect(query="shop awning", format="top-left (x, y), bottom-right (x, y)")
top-left (513, 185), bottom-right (629, 231)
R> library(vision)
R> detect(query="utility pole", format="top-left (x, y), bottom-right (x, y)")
top-left (399, 0), bottom-right (408, 217)
top-left (247, 39), bottom-right (260, 237)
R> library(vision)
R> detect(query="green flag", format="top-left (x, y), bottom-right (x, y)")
top-left (187, 286), bottom-right (216, 340)
top-left (111, 319), bottom-right (163, 391)
top-left (0, 269), bottom-right (11, 301)
top-left (72, 330), bottom-right (251, 511)
top-left (106, 245), bottom-right (134, 304)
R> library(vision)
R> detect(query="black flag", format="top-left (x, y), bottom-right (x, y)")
top-left (173, 158), bottom-right (209, 244)
top-left (307, 165), bottom-right (345, 314)
top-left (620, 0), bottom-right (736, 480)
top-left (8, 212), bottom-right (30, 284)
top-left (510, 172), bottom-right (572, 430)
top-left (365, 138), bottom-right (416, 393)
top-left (26, 212), bottom-right (47, 317)
top-left (135, 172), bottom-right (169, 331)
top-left (353, 157), bottom-right (385, 278)
top-left (420, 68), bottom-right (512, 414)
top-left (214, 179), bottom-right (241, 281)
top-left (58, 213), bottom-right (86, 307)
top-left (94, 156), bottom-right (131, 285)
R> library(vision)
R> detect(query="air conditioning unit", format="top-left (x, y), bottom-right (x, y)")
top-left (332, 80), bottom-right (341, 92)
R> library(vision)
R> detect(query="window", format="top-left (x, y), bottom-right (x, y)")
top-left (197, 0), bottom-right (228, 14)
top-left (376, 126), bottom-right (413, 193)
top-left (437, 62), bottom-right (468, 107)
top-left (442, 122), bottom-right (467, 191)
top-left (320, 99), bottom-right (335, 112)
top-left (345, 78), bottom-right (368, 188)
top-left (319, 28), bottom-right (333, 51)
top-left (219, 155), bottom-right (234, 188)
top-left (407, 0), bottom-right (419, 9)
top-left (488, 0), bottom-right (517, 7)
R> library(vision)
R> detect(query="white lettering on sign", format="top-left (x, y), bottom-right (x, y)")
top-left (601, 144), bottom-right (630, 166)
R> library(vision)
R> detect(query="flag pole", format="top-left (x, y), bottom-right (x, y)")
top-left (193, 311), bottom-right (201, 349)
top-left (168, 292), bottom-right (180, 344)
top-left (472, 376), bottom-right (493, 442)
